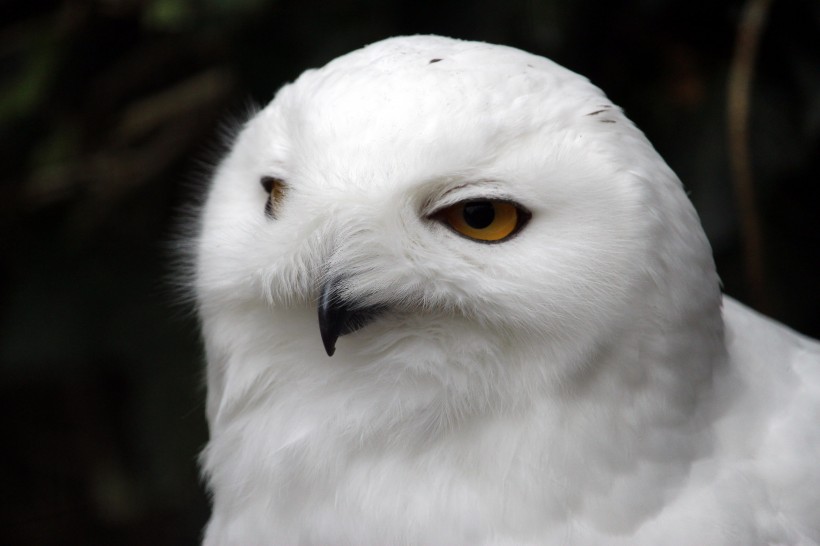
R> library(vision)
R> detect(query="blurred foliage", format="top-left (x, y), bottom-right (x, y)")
top-left (0, 0), bottom-right (818, 544)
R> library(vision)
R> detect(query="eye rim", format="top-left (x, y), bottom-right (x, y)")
top-left (429, 198), bottom-right (532, 244)
top-left (260, 176), bottom-right (287, 219)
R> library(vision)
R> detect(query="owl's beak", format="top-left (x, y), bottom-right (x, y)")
top-left (317, 277), bottom-right (382, 357)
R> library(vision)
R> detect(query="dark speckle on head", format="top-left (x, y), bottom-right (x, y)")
top-left (429, 58), bottom-right (442, 64)
top-left (586, 110), bottom-right (606, 116)
top-left (599, 119), bottom-right (616, 124)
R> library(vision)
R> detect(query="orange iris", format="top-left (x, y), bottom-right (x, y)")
top-left (439, 200), bottom-right (522, 242)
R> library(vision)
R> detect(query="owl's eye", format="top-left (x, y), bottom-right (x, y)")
top-left (435, 199), bottom-right (531, 243)
top-left (261, 176), bottom-right (287, 219)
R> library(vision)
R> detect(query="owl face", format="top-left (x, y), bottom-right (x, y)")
top-left (195, 36), bottom-right (712, 388)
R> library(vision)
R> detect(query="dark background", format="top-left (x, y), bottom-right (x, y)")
top-left (1, 0), bottom-right (818, 544)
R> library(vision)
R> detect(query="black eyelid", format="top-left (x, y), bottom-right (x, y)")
top-left (260, 176), bottom-right (281, 192)
top-left (426, 197), bottom-right (531, 219)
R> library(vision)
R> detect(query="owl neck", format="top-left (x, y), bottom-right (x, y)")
top-left (548, 285), bottom-right (725, 445)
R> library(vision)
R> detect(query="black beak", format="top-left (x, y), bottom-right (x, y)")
top-left (317, 277), bottom-right (382, 356)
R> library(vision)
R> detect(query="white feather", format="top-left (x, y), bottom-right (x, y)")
top-left (194, 35), bottom-right (820, 545)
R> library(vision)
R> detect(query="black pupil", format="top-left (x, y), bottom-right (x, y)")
top-left (462, 201), bottom-right (496, 229)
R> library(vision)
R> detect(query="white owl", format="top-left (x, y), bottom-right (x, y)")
top-left (193, 35), bottom-right (820, 545)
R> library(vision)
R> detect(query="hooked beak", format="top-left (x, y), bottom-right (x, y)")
top-left (317, 277), bottom-right (382, 356)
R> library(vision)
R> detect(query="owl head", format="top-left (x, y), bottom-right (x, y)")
top-left (194, 36), bottom-right (722, 426)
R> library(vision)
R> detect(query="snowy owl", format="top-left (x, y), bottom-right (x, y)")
top-left (193, 36), bottom-right (820, 545)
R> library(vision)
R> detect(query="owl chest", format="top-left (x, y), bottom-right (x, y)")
top-left (228, 397), bottom-right (599, 542)
top-left (210, 390), bottom-right (711, 544)
top-left (260, 430), bottom-right (550, 543)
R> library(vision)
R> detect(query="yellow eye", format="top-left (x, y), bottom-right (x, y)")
top-left (435, 200), bottom-right (530, 242)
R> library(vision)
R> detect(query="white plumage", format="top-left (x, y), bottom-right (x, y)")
top-left (194, 35), bottom-right (820, 545)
